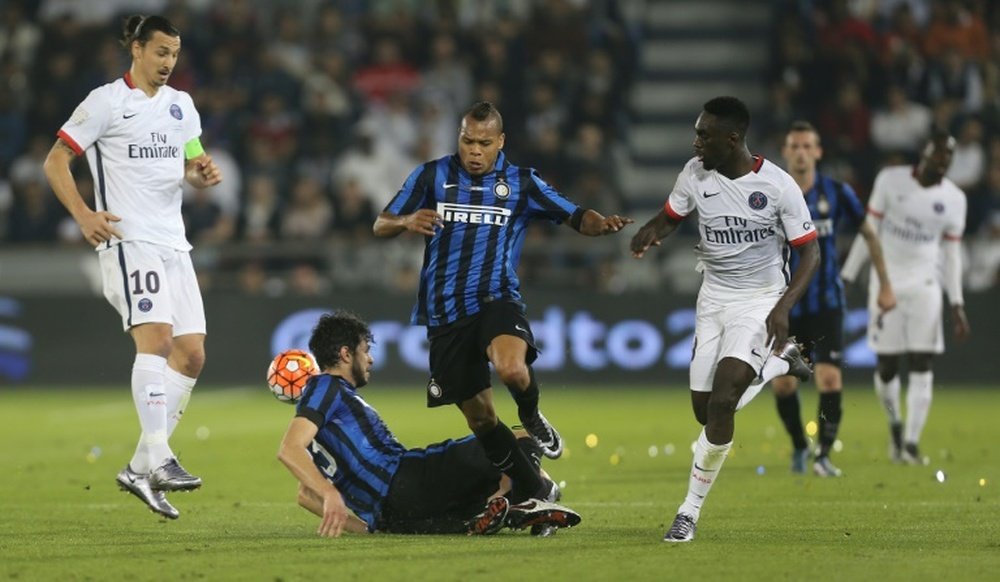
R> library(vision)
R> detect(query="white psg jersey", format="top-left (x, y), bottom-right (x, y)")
top-left (58, 73), bottom-right (201, 251)
top-left (665, 156), bottom-right (817, 294)
top-left (867, 165), bottom-right (966, 292)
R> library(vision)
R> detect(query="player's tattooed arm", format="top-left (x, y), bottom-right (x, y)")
top-left (54, 138), bottom-right (78, 158)
top-left (44, 138), bottom-right (123, 246)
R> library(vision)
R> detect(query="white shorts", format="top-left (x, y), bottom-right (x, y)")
top-left (98, 242), bottom-right (206, 335)
top-left (867, 285), bottom-right (943, 354)
top-left (689, 289), bottom-right (781, 393)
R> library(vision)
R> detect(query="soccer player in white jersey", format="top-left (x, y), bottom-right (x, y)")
top-left (631, 97), bottom-right (820, 542)
top-left (43, 15), bottom-right (222, 520)
top-left (841, 130), bottom-right (970, 465)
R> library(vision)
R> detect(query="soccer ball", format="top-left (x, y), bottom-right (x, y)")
top-left (267, 349), bottom-right (318, 403)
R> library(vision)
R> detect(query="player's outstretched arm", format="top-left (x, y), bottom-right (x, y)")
top-left (184, 153), bottom-right (223, 189)
top-left (859, 221), bottom-right (896, 312)
top-left (43, 138), bottom-right (123, 246)
top-left (630, 210), bottom-right (680, 258)
top-left (767, 239), bottom-right (820, 349)
top-left (297, 485), bottom-right (369, 534)
top-left (574, 209), bottom-right (634, 236)
top-left (373, 209), bottom-right (442, 238)
top-left (278, 418), bottom-right (351, 537)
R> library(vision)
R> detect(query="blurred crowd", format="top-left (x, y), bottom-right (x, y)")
top-left (761, 0), bottom-right (1000, 290)
top-left (4, 0), bottom-right (1000, 294)
top-left (0, 0), bottom-right (638, 293)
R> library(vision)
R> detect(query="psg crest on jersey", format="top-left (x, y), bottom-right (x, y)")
top-left (138, 298), bottom-right (153, 312)
top-left (170, 104), bottom-right (183, 120)
top-left (494, 180), bottom-right (510, 199)
top-left (933, 201), bottom-right (945, 214)
top-left (748, 191), bottom-right (767, 210)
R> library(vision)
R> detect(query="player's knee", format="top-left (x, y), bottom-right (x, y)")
top-left (467, 413), bottom-right (498, 436)
top-left (772, 377), bottom-right (797, 397)
top-left (461, 402), bottom-right (498, 435)
top-left (876, 358), bottom-right (899, 382)
top-left (815, 365), bottom-right (842, 392)
top-left (908, 354), bottom-right (933, 373)
top-left (707, 393), bottom-right (739, 418)
top-left (494, 360), bottom-right (529, 390)
top-left (174, 347), bottom-right (206, 377)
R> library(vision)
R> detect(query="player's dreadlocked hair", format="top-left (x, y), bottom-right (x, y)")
top-left (120, 15), bottom-right (180, 50)
top-left (703, 96), bottom-right (751, 139)
top-left (464, 101), bottom-right (504, 132)
top-left (309, 311), bottom-right (375, 371)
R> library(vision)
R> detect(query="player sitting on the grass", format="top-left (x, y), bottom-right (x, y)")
top-left (277, 311), bottom-right (581, 537)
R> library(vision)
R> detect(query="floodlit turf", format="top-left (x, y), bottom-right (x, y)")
top-left (1, 384), bottom-right (998, 581)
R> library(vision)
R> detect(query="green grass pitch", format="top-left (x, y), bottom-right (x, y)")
top-left (1, 384), bottom-right (998, 581)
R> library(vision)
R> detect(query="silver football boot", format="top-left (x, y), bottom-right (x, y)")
top-left (148, 458), bottom-right (202, 492)
top-left (116, 465), bottom-right (180, 519)
top-left (775, 337), bottom-right (813, 382)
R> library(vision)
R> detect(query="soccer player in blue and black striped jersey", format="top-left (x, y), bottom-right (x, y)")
top-left (277, 311), bottom-right (581, 536)
top-left (374, 102), bottom-right (631, 504)
top-left (773, 121), bottom-right (896, 477)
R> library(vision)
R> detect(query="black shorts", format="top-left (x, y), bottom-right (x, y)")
top-left (789, 309), bottom-right (844, 367)
top-left (376, 436), bottom-right (541, 534)
top-left (425, 299), bottom-right (538, 407)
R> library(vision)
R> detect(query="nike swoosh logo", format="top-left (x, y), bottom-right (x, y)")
top-left (702, 191), bottom-right (720, 198)
top-left (751, 349), bottom-right (762, 358)
top-left (123, 113), bottom-right (137, 119)
top-left (514, 324), bottom-right (528, 333)
top-left (442, 183), bottom-right (458, 189)
top-left (149, 392), bottom-right (165, 397)
top-left (693, 463), bottom-right (717, 473)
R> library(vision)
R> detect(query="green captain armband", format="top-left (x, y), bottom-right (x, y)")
top-left (184, 137), bottom-right (205, 160)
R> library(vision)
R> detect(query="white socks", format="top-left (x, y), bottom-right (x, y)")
top-left (129, 354), bottom-right (173, 473)
top-left (164, 365), bottom-right (196, 436)
top-left (757, 355), bottom-right (791, 386)
top-left (677, 429), bottom-right (732, 523)
top-left (735, 355), bottom-right (790, 411)
top-left (904, 371), bottom-right (933, 445)
top-left (874, 373), bottom-right (902, 424)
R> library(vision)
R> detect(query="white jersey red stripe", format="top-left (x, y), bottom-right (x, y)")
top-left (866, 165), bottom-right (966, 292)
top-left (58, 72), bottom-right (202, 251)
top-left (665, 156), bottom-right (816, 294)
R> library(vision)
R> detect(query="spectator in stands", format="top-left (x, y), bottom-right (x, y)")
top-left (332, 177), bottom-right (377, 242)
top-left (922, 0), bottom-right (989, 62)
top-left (871, 84), bottom-right (932, 156)
top-left (947, 116), bottom-right (986, 190)
top-left (279, 176), bottom-right (334, 241)
top-left (925, 47), bottom-right (985, 113)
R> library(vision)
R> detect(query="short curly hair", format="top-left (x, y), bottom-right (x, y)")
top-left (308, 311), bottom-right (374, 371)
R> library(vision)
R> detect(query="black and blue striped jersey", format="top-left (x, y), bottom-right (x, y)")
top-left (384, 152), bottom-right (584, 327)
top-left (791, 173), bottom-right (865, 317)
top-left (295, 374), bottom-right (406, 531)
